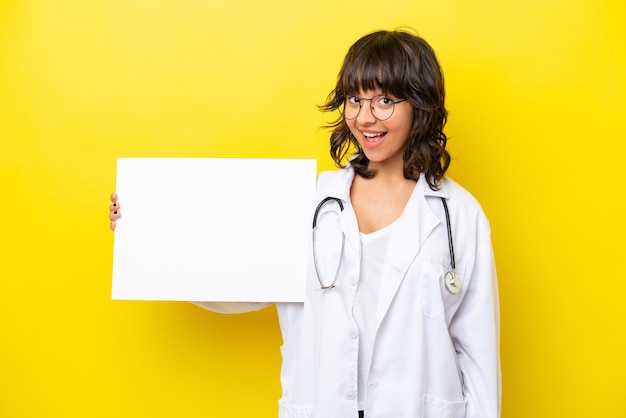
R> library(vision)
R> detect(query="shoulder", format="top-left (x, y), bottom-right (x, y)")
top-left (315, 166), bottom-right (354, 199)
top-left (439, 177), bottom-right (491, 230)
top-left (316, 170), bottom-right (336, 186)
top-left (316, 166), bottom-right (350, 184)
top-left (440, 177), bottom-right (482, 208)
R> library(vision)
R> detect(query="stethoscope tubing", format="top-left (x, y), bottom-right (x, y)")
top-left (440, 197), bottom-right (456, 271)
top-left (312, 196), bottom-right (344, 228)
top-left (312, 195), bottom-right (458, 293)
top-left (312, 197), bottom-right (345, 289)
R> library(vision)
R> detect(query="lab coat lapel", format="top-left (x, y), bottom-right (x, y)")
top-left (374, 179), bottom-right (443, 330)
top-left (317, 167), bottom-right (361, 253)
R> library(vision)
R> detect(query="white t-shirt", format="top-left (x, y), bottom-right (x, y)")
top-left (354, 220), bottom-right (396, 410)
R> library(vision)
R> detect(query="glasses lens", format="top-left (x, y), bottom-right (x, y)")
top-left (371, 95), bottom-right (394, 121)
top-left (343, 98), bottom-right (360, 120)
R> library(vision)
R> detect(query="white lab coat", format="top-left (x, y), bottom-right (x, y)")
top-left (198, 166), bottom-right (500, 418)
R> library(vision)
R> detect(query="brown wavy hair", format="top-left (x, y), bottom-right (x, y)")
top-left (319, 30), bottom-right (450, 190)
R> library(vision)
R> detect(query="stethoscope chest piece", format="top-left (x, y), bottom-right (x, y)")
top-left (445, 271), bottom-right (462, 294)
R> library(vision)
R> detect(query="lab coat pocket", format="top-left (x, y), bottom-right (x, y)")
top-left (422, 393), bottom-right (466, 418)
top-left (278, 399), bottom-right (314, 418)
top-left (419, 259), bottom-right (464, 322)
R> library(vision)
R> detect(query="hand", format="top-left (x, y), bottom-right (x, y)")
top-left (109, 192), bottom-right (121, 231)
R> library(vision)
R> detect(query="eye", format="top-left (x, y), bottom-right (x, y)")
top-left (377, 96), bottom-right (394, 106)
top-left (347, 96), bottom-right (360, 105)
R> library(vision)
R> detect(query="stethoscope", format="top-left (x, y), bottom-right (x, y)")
top-left (312, 196), bottom-right (461, 294)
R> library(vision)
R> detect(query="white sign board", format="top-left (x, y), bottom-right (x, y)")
top-left (112, 158), bottom-right (316, 302)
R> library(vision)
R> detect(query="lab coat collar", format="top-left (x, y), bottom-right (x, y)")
top-left (318, 167), bottom-right (451, 330)
top-left (415, 172), bottom-right (449, 200)
top-left (318, 164), bottom-right (450, 203)
top-left (387, 179), bottom-right (444, 271)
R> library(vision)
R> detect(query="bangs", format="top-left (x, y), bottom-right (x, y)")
top-left (339, 33), bottom-right (410, 98)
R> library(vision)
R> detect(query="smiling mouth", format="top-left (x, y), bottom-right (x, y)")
top-left (362, 131), bottom-right (386, 143)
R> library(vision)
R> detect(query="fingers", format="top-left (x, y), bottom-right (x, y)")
top-left (109, 192), bottom-right (120, 231)
top-left (109, 209), bottom-right (121, 221)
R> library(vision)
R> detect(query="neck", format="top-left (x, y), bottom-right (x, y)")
top-left (367, 158), bottom-right (406, 182)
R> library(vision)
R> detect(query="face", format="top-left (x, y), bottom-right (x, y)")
top-left (345, 89), bottom-right (413, 171)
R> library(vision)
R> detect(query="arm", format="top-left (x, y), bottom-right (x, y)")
top-left (191, 301), bottom-right (272, 314)
top-left (448, 231), bottom-right (501, 418)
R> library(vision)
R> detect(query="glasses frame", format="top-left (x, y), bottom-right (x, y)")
top-left (342, 94), bottom-right (408, 121)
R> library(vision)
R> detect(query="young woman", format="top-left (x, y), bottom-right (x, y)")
top-left (110, 29), bottom-right (500, 418)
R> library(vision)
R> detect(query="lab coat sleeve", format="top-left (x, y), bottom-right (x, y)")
top-left (191, 301), bottom-right (272, 314)
top-left (448, 230), bottom-right (501, 418)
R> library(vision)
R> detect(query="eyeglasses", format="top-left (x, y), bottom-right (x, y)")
top-left (342, 95), bottom-right (408, 121)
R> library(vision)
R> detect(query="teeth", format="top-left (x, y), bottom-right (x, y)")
top-left (363, 132), bottom-right (383, 138)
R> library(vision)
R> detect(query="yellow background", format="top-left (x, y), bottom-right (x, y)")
top-left (1, 0), bottom-right (624, 417)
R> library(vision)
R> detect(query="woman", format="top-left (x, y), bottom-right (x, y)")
top-left (110, 29), bottom-right (500, 418)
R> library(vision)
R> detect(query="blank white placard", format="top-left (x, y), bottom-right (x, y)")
top-left (112, 158), bottom-right (316, 302)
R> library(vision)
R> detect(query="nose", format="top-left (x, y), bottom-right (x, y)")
top-left (356, 99), bottom-right (376, 124)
